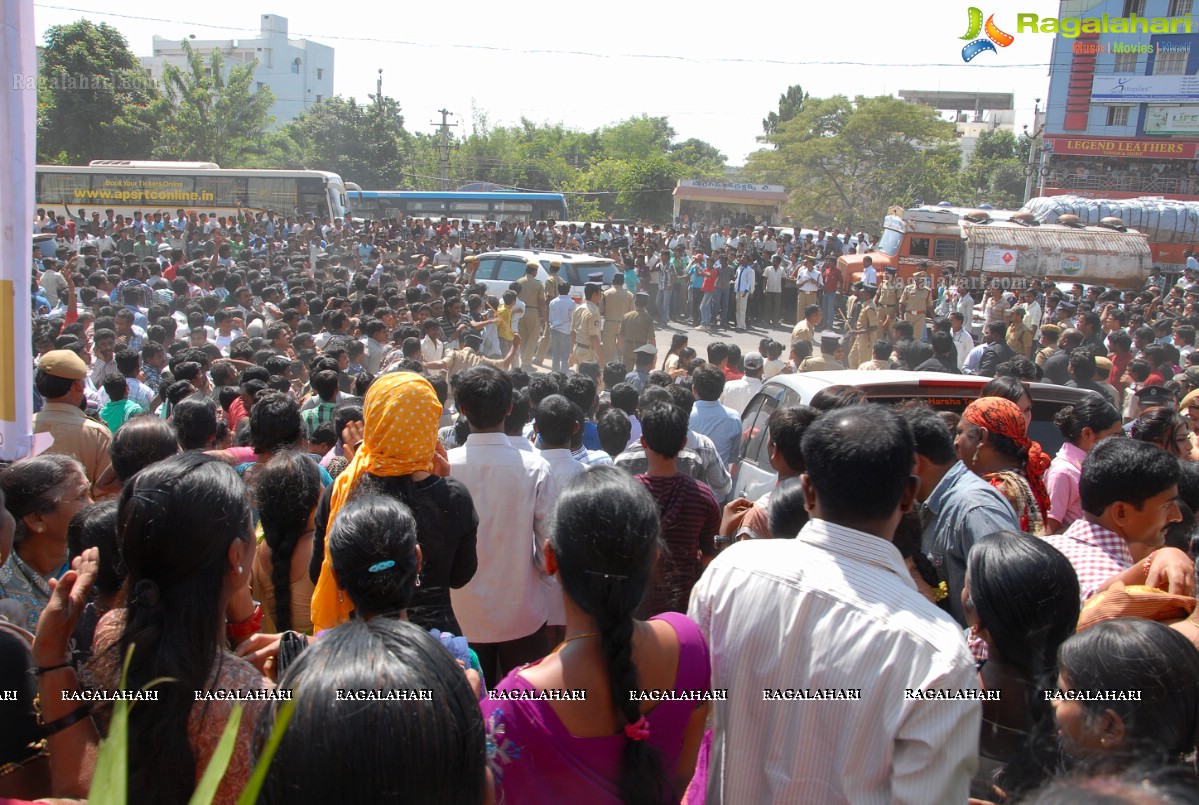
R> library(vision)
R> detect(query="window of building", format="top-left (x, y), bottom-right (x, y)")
top-left (316, 68), bottom-right (324, 80)
top-left (1114, 51), bottom-right (1139, 72)
top-left (292, 57), bottom-right (301, 74)
top-left (315, 95), bottom-right (322, 103)
top-left (256, 82), bottom-right (265, 92)
top-left (1155, 49), bottom-right (1188, 74)
top-left (1123, 0), bottom-right (1146, 16)
top-left (1168, 0), bottom-right (1192, 17)
top-left (1107, 106), bottom-right (1130, 126)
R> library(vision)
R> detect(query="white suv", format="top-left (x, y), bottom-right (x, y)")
top-left (473, 249), bottom-right (619, 303)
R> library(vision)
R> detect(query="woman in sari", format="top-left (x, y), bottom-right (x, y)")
top-left (956, 397), bottom-right (1052, 536)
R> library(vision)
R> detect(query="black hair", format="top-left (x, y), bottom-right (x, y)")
top-left (115, 348), bottom-right (140, 376)
top-left (665, 383), bottom-right (694, 415)
top-left (172, 394), bottom-right (219, 450)
top-left (1068, 349), bottom-right (1098, 381)
top-left (899, 402), bottom-right (957, 465)
top-left (966, 532), bottom-right (1080, 794)
top-left (808, 385), bottom-right (867, 412)
top-left (639, 402), bottom-right (689, 459)
top-left (981, 375), bottom-right (1031, 409)
top-left (455, 365), bottom-right (512, 430)
top-left (706, 342), bottom-right (729, 365)
top-left (598, 408), bottom-right (632, 458)
top-left (549, 467), bottom-right (669, 805)
top-left (691, 363), bottom-right (725, 401)
top-left (801, 405), bottom-right (914, 523)
top-left (603, 361), bottom-right (628, 390)
top-left (34, 367), bottom-right (75, 399)
top-left (115, 453), bottom-right (253, 804)
top-left (1080, 437), bottom-right (1181, 516)
top-left (252, 451), bottom-right (322, 632)
top-left (1019, 763), bottom-right (1199, 805)
top-left (562, 374), bottom-right (597, 415)
top-left (256, 618), bottom-right (487, 804)
top-left (767, 476), bottom-right (809, 537)
top-left (109, 416), bottom-right (178, 483)
top-left (66, 499), bottom-right (123, 597)
top-left (249, 392), bottom-right (304, 454)
top-left (1, 454), bottom-right (86, 544)
top-left (328, 494), bottom-right (420, 618)
top-left (1054, 396), bottom-right (1121, 446)
top-left (1058, 619), bottom-right (1199, 764)
top-left (1130, 407), bottom-right (1188, 454)
top-left (610, 383), bottom-right (639, 415)
top-left (535, 394), bottom-right (578, 448)
top-left (102, 371), bottom-right (128, 400)
top-left (503, 387), bottom-right (532, 435)
top-left (767, 405), bottom-right (819, 473)
top-left (311, 369), bottom-right (339, 402)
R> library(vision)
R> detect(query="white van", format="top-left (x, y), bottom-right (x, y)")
top-left (473, 249), bottom-right (619, 303)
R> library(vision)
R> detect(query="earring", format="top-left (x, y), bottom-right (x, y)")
top-left (415, 575), bottom-right (422, 588)
top-left (237, 565), bottom-right (244, 574)
top-left (971, 445), bottom-right (981, 467)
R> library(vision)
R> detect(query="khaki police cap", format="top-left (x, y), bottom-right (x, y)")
top-left (39, 349), bottom-right (88, 380)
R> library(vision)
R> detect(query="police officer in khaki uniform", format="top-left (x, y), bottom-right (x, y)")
top-left (798, 333), bottom-right (846, 372)
top-left (899, 270), bottom-right (932, 342)
top-left (848, 285), bottom-right (881, 369)
top-left (621, 291), bottom-right (656, 368)
top-left (535, 260), bottom-right (566, 364)
top-left (877, 265), bottom-right (900, 333)
top-left (792, 255), bottom-right (821, 325)
top-left (571, 282), bottom-right (604, 366)
top-left (600, 273), bottom-right (635, 363)
top-left (515, 261), bottom-right (547, 365)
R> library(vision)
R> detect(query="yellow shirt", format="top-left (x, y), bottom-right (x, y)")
top-left (496, 304), bottom-right (514, 341)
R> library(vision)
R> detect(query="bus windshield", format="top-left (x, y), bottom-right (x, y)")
top-left (875, 228), bottom-right (903, 256)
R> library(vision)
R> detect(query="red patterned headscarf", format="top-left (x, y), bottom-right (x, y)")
top-left (963, 397), bottom-right (1052, 519)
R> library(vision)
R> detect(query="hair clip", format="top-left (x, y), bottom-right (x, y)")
top-left (368, 560), bottom-right (396, 574)
top-left (584, 569), bottom-right (630, 581)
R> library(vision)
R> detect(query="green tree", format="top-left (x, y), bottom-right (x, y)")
top-left (746, 94), bottom-right (959, 229)
top-left (37, 20), bottom-right (164, 163)
top-left (762, 84), bottom-right (809, 138)
top-left (598, 116), bottom-right (675, 160)
top-left (154, 41), bottom-right (275, 165)
top-left (288, 95), bottom-right (410, 186)
top-left (962, 129), bottom-right (1027, 209)
top-left (667, 138), bottom-right (727, 176)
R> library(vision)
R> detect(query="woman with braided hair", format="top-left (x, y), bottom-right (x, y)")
top-left (955, 397), bottom-right (1052, 536)
top-left (481, 466), bottom-right (710, 805)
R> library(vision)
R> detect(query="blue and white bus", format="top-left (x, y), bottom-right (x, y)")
top-left (347, 190), bottom-right (567, 224)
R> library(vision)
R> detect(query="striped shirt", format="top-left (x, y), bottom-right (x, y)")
top-left (688, 519), bottom-right (980, 804)
top-left (637, 473), bottom-right (720, 616)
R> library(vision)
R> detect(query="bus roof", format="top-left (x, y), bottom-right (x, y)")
top-left (39, 164), bottom-right (345, 182)
top-left (350, 190), bottom-right (564, 200)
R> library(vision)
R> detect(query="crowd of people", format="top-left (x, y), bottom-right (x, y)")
top-left (2, 204), bottom-right (1199, 805)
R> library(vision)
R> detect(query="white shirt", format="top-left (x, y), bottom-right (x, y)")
top-left (688, 519), bottom-right (980, 804)
top-left (794, 266), bottom-right (821, 292)
top-left (1023, 300), bottom-right (1043, 336)
top-left (548, 295), bottom-right (577, 335)
top-left (862, 264), bottom-right (878, 286)
top-left (421, 335), bottom-right (444, 363)
top-left (951, 327), bottom-right (975, 369)
top-left (735, 264), bottom-right (756, 294)
top-left (720, 375), bottom-right (762, 415)
top-left (763, 265), bottom-right (785, 293)
top-left (449, 433), bottom-right (558, 643)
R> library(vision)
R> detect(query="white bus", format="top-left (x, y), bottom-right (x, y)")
top-left (36, 161), bottom-right (351, 222)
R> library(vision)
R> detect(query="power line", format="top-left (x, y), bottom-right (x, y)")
top-left (35, 4), bottom-right (1057, 69)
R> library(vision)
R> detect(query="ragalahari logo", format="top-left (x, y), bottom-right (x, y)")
top-left (961, 7), bottom-right (1015, 62)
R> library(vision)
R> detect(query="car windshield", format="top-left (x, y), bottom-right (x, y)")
top-left (875, 228), bottom-right (903, 256)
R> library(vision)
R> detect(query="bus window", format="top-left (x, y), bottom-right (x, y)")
top-left (248, 178), bottom-right (298, 212)
top-left (874, 228), bottom-right (902, 256)
top-left (908, 237), bottom-right (930, 257)
top-left (194, 176), bottom-right (247, 208)
top-left (39, 172), bottom-right (91, 207)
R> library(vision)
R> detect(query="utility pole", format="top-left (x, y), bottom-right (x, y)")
top-left (376, 69), bottom-right (383, 110)
top-left (431, 109), bottom-right (458, 190)
top-left (1023, 99), bottom-right (1042, 204)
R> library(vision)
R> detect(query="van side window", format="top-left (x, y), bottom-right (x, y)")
top-left (909, 237), bottom-right (931, 257)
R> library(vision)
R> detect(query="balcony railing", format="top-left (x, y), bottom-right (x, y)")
top-left (1047, 172), bottom-right (1199, 195)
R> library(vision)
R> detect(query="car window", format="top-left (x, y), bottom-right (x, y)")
top-left (496, 258), bottom-right (526, 282)
top-left (565, 261), bottom-right (618, 286)
top-left (739, 393), bottom-right (775, 466)
top-left (475, 257), bottom-right (501, 281)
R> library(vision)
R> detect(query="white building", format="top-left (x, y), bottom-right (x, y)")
top-left (141, 14), bottom-right (333, 126)
top-left (898, 90), bottom-right (1017, 166)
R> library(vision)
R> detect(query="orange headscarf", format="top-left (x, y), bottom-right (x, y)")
top-left (310, 372), bottom-right (443, 631)
top-left (963, 396), bottom-right (1052, 521)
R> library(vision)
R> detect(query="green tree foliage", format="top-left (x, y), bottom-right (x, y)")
top-left (37, 20), bottom-right (163, 163)
top-left (762, 84), bottom-right (809, 138)
top-left (961, 129), bottom-right (1027, 209)
top-left (287, 95), bottom-right (410, 185)
top-left (746, 94), bottom-right (959, 229)
top-left (154, 41), bottom-right (276, 165)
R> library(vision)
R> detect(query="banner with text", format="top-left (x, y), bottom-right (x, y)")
top-left (1145, 105), bottom-right (1199, 134)
top-left (1045, 135), bottom-right (1199, 159)
top-left (1092, 74), bottom-right (1199, 103)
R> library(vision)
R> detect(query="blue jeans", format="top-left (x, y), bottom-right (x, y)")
top-left (657, 284), bottom-right (672, 324)
top-left (700, 291), bottom-right (715, 326)
top-left (550, 330), bottom-right (571, 373)
top-left (821, 291), bottom-right (837, 325)
top-left (714, 285), bottom-right (729, 326)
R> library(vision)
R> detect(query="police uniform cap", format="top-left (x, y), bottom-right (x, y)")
top-left (38, 350), bottom-right (88, 380)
